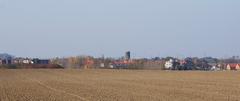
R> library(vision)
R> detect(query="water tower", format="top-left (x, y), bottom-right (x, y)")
top-left (125, 51), bottom-right (131, 60)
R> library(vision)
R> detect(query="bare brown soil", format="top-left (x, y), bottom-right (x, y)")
top-left (0, 69), bottom-right (239, 101)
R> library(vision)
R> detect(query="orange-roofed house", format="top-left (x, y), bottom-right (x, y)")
top-left (226, 64), bottom-right (240, 70)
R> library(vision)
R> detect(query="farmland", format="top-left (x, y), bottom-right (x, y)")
top-left (0, 69), bottom-right (240, 101)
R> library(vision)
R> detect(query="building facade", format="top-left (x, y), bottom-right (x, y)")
top-left (226, 64), bottom-right (240, 70)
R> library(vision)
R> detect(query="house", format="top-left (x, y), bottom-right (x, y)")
top-left (13, 58), bottom-right (24, 64)
top-left (210, 64), bottom-right (221, 71)
top-left (100, 63), bottom-right (105, 68)
top-left (209, 63), bottom-right (221, 71)
top-left (226, 64), bottom-right (240, 70)
top-left (0, 58), bottom-right (12, 64)
top-left (23, 59), bottom-right (33, 64)
top-left (109, 60), bottom-right (134, 69)
top-left (111, 61), bottom-right (128, 69)
top-left (0, 53), bottom-right (13, 64)
top-left (165, 59), bottom-right (174, 69)
top-left (13, 58), bottom-right (34, 64)
top-left (32, 58), bottom-right (50, 64)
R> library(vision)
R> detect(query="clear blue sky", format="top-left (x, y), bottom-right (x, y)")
top-left (0, 0), bottom-right (240, 58)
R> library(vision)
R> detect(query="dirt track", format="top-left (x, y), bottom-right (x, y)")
top-left (0, 69), bottom-right (240, 101)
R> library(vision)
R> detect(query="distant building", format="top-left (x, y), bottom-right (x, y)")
top-left (84, 57), bottom-right (94, 69)
top-left (110, 60), bottom-right (134, 69)
top-left (13, 58), bottom-right (24, 64)
top-left (208, 63), bottom-right (222, 71)
top-left (23, 59), bottom-right (33, 64)
top-left (0, 58), bottom-right (12, 65)
top-left (13, 58), bottom-right (33, 64)
top-left (165, 59), bottom-right (174, 69)
top-left (100, 63), bottom-right (105, 68)
top-left (32, 58), bottom-right (50, 64)
top-left (125, 51), bottom-right (131, 60)
top-left (226, 64), bottom-right (240, 70)
top-left (0, 53), bottom-right (13, 65)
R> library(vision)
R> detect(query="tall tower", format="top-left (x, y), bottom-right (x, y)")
top-left (125, 51), bottom-right (131, 60)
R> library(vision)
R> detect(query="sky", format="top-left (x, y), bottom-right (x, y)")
top-left (0, 0), bottom-right (240, 58)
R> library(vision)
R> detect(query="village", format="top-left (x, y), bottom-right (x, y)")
top-left (0, 52), bottom-right (240, 71)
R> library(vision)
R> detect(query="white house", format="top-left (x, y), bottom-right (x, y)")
top-left (165, 59), bottom-right (174, 69)
top-left (23, 59), bottom-right (33, 64)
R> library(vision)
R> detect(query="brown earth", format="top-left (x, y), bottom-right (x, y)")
top-left (0, 69), bottom-right (239, 101)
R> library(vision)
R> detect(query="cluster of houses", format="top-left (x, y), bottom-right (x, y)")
top-left (1, 53), bottom-right (240, 70)
top-left (108, 60), bottom-right (134, 69)
top-left (102, 51), bottom-right (136, 69)
top-left (0, 53), bottom-right (50, 65)
top-left (13, 58), bottom-right (50, 65)
top-left (164, 57), bottom-right (240, 71)
top-left (226, 64), bottom-right (240, 70)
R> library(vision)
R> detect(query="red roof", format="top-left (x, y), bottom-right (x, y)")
top-left (227, 64), bottom-right (240, 68)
